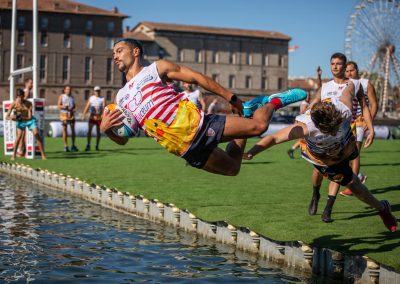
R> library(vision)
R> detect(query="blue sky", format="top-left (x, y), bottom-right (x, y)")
top-left (80, 0), bottom-right (359, 78)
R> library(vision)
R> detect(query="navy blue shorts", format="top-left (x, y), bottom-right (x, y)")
top-left (182, 114), bottom-right (226, 169)
top-left (313, 149), bottom-right (359, 186)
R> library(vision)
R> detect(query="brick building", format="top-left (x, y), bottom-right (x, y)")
top-left (0, 0), bottom-right (126, 110)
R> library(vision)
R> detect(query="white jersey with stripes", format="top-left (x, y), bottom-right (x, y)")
top-left (352, 78), bottom-right (370, 120)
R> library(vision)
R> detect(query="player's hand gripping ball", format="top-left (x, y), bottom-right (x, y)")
top-left (105, 103), bottom-right (139, 138)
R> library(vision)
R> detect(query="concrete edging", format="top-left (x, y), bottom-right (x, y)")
top-left (1, 161), bottom-right (399, 283)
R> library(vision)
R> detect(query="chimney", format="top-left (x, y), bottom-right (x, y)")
top-left (75, 4), bottom-right (81, 11)
top-left (54, 2), bottom-right (60, 9)
top-left (125, 26), bottom-right (130, 32)
top-left (113, 6), bottom-right (119, 13)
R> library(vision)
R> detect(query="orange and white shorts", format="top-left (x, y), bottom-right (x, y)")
top-left (351, 116), bottom-right (367, 142)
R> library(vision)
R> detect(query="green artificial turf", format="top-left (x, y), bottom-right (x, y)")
top-left (1, 137), bottom-right (399, 270)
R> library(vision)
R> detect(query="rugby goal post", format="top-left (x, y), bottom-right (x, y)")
top-left (3, 0), bottom-right (45, 158)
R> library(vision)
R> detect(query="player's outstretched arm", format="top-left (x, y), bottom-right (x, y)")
top-left (308, 88), bottom-right (321, 110)
top-left (367, 82), bottom-right (378, 120)
top-left (156, 59), bottom-right (243, 115)
top-left (243, 123), bottom-right (308, 160)
top-left (100, 108), bottom-right (128, 145)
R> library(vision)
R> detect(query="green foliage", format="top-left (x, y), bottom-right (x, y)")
top-left (1, 137), bottom-right (399, 270)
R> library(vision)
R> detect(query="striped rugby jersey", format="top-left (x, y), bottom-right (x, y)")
top-left (116, 62), bottom-right (204, 132)
top-left (351, 78), bottom-right (370, 122)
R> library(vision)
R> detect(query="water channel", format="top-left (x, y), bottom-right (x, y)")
top-left (0, 174), bottom-right (322, 283)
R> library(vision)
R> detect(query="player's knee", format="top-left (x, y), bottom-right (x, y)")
top-left (250, 120), bottom-right (268, 136)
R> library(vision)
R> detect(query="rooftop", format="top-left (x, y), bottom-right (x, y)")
top-left (123, 30), bottom-right (154, 42)
top-left (133, 21), bottom-right (291, 41)
top-left (0, 0), bottom-right (127, 18)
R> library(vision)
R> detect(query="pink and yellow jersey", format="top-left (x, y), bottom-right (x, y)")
top-left (115, 62), bottom-right (204, 156)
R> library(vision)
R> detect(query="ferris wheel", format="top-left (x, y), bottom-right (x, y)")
top-left (345, 0), bottom-right (400, 115)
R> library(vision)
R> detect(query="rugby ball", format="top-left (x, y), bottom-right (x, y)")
top-left (105, 103), bottom-right (139, 138)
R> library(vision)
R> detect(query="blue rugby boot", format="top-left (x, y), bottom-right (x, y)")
top-left (243, 95), bottom-right (270, 118)
top-left (269, 88), bottom-right (307, 108)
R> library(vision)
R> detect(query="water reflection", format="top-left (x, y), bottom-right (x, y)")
top-left (0, 175), bottom-right (312, 283)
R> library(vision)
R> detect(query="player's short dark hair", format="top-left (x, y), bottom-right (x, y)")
top-left (311, 101), bottom-right (343, 136)
top-left (24, 77), bottom-right (32, 83)
top-left (16, 88), bottom-right (24, 97)
top-left (346, 61), bottom-right (359, 71)
top-left (330, 52), bottom-right (347, 64)
top-left (114, 37), bottom-right (144, 58)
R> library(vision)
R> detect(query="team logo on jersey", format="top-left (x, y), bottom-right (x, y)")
top-left (136, 100), bottom-right (155, 122)
top-left (128, 81), bottom-right (135, 89)
top-left (136, 75), bottom-right (154, 90)
top-left (326, 91), bottom-right (338, 97)
top-left (206, 128), bottom-right (216, 137)
top-left (118, 93), bottom-right (130, 105)
top-left (127, 91), bottom-right (143, 112)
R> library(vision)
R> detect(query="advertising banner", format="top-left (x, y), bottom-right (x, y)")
top-left (2, 100), bottom-right (16, 156)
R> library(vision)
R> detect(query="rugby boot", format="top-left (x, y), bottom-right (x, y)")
top-left (287, 149), bottom-right (295, 159)
top-left (242, 88), bottom-right (307, 118)
top-left (321, 196), bottom-right (335, 223)
top-left (308, 190), bottom-right (320, 215)
top-left (321, 209), bottom-right (333, 223)
top-left (339, 188), bottom-right (353, 197)
top-left (243, 95), bottom-right (270, 118)
top-left (378, 200), bottom-right (397, 232)
top-left (269, 88), bottom-right (307, 108)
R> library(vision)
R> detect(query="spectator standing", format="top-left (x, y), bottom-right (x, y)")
top-left (6, 89), bottom-right (46, 160)
top-left (16, 78), bottom-right (33, 156)
top-left (57, 86), bottom-right (78, 152)
top-left (82, 86), bottom-right (105, 151)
